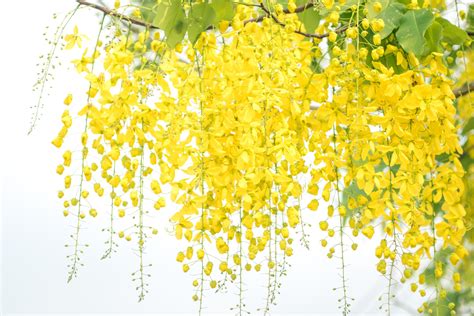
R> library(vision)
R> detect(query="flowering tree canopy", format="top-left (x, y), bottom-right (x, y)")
top-left (33, 0), bottom-right (474, 314)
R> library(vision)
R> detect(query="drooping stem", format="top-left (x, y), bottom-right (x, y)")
top-left (68, 13), bottom-right (106, 282)
top-left (30, 5), bottom-right (80, 135)
top-left (196, 52), bottom-right (206, 316)
top-left (102, 161), bottom-right (116, 260)
top-left (332, 124), bottom-right (349, 315)
top-left (238, 205), bottom-right (244, 316)
top-left (386, 153), bottom-right (398, 316)
top-left (137, 137), bottom-right (146, 301)
top-left (430, 174), bottom-right (439, 316)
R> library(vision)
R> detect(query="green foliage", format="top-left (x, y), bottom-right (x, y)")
top-left (375, 6), bottom-right (470, 57)
top-left (297, 7), bottom-right (321, 33)
top-left (368, 0), bottom-right (406, 39)
top-left (153, 0), bottom-right (187, 47)
top-left (142, 0), bottom-right (469, 54)
top-left (436, 17), bottom-right (469, 46)
top-left (424, 21), bottom-right (443, 54)
top-left (467, 4), bottom-right (474, 34)
top-left (188, 3), bottom-right (216, 43)
top-left (396, 9), bottom-right (434, 57)
top-left (210, 0), bottom-right (234, 24)
top-left (136, 0), bottom-right (157, 22)
top-left (463, 117), bottom-right (474, 134)
top-left (151, 0), bottom-right (234, 46)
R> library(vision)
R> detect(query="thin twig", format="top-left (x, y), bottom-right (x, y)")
top-left (76, 0), bottom-right (158, 28)
top-left (245, 2), bottom-right (315, 24)
top-left (255, 2), bottom-right (349, 39)
top-left (454, 81), bottom-right (474, 98)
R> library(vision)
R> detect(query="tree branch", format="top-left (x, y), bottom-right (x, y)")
top-left (76, 0), bottom-right (330, 38)
top-left (253, 2), bottom-right (348, 39)
top-left (245, 2), bottom-right (314, 24)
top-left (76, 0), bottom-right (159, 29)
top-left (75, 0), bottom-right (474, 42)
top-left (454, 82), bottom-right (474, 98)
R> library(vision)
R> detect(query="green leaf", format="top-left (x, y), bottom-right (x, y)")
top-left (436, 17), bottom-right (469, 45)
top-left (166, 17), bottom-right (188, 48)
top-left (310, 57), bottom-right (323, 73)
top-left (210, 0), bottom-right (234, 24)
top-left (463, 117), bottom-right (474, 134)
top-left (134, 0), bottom-right (157, 23)
top-left (153, 1), bottom-right (179, 30)
top-left (424, 21), bottom-right (443, 54)
top-left (369, 0), bottom-right (406, 39)
top-left (188, 3), bottom-right (216, 43)
top-left (461, 153), bottom-right (474, 170)
top-left (297, 7), bottom-right (321, 33)
top-left (467, 4), bottom-right (474, 33)
top-left (379, 3), bottom-right (406, 39)
top-left (380, 51), bottom-right (403, 73)
top-left (367, 0), bottom-right (390, 19)
top-left (396, 9), bottom-right (434, 57)
top-left (152, 0), bottom-right (188, 47)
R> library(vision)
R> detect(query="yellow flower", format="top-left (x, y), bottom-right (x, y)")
top-left (64, 26), bottom-right (84, 50)
top-left (373, 1), bottom-right (383, 12)
top-left (63, 94), bottom-right (73, 106)
top-left (319, 221), bottom-right (329, 231)
top-left (362, 226), bottom-right (374, 239)
top-left (373, 34), bottom-right (381, 46)
top-left (322, 0), bottom-right (334, 9)
top-left (308, 199), bottom-right (319, 211)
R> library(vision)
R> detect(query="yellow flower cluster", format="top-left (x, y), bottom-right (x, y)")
top-left (50, 2), bottom-right (469, 313)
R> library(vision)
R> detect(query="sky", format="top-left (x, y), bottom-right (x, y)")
top-left (2, 0), bottom-right (468, 314)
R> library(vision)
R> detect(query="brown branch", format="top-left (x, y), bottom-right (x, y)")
top-left (252, 2), bottom-right (348, 39)
top-left (454, 82), bottom-right (474, 98)
top-left (245, 2), bottom-right (315, 24)
top-left (76, 0), bottom-right (330, 38)
top-left (76, 0), bottom-right (159, 29)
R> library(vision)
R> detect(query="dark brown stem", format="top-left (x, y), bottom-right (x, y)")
top-left (76, 0), bottom-right (159, 29)
top-left (245, 2), bottom-right (315, 24)
top-left (254, 2), bottom-right (349, 39)
top-left (454, 81), bottom-right (474, 98)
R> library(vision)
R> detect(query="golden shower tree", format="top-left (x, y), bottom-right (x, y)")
top-left (32, 0), bottom-right (474, 314)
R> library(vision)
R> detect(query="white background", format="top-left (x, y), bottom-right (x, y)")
top-left (1, 0), bottom-right (458, 314)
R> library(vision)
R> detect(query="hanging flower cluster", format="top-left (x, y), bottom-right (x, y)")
top-left (38, 0), bottom-right (473, 314)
